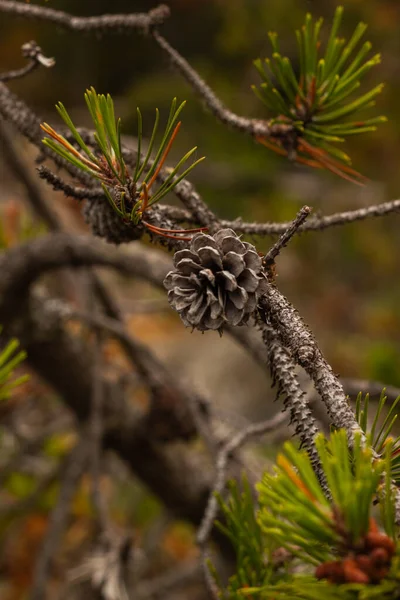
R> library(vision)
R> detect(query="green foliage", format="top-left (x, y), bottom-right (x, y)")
top-left (356, 390), bottom-right (400, 487)
top-left (41, 89), bottom-right (204, 227)
top-left (252, 6), bottom-right (386, 182)
top-left (0, 327), bottom-right (28, 401)
top-left (214, 430), bottom-right (400, 600)
top-left (257, 431), bottom-right (394, 562)
top-left (215, 477), bottom-right (274, 596)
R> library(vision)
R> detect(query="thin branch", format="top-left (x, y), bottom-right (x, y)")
top-left (196, 410), bottom-right (288, 599)
top-left (30, 439), bottom-right (89, 600)
top-left (151, 29), bottom-right (294, 141)
top-left (37, 165), bottom-right (104, 201)
top-left (0, 40), bottom-right (54, 82)
top-left (0, 1), bottom-right (170, 33)
top-left (264, 205), bottom-right (311, 265)
top-left (221, 198), bottom-right (400, 236)
top-left (158, 175), bottom-right (220, 231)
top-left (196, 410), bottom-right (287, 548)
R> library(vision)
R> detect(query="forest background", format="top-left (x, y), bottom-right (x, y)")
top-left (1, 0), bottom-right (400, 598)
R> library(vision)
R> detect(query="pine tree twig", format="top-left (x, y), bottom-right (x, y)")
top-left (30, 439), bottom-right (90, 600)
top-left (260, 321), bottom-right (327, 489)
top-left (151, 30), bottom-right (294, 141)
top-left (196, 410), bottom-right (288, 600)
top-left (0, 1), bottom-right (170, 34)
top-left (159, 175), bottom-right (220, 231)
top-left (263, 205), bottom-right (311, 266)
top-left (221, 198), bottom-right (400, 236)
top-left (37, 166), bottom-right (105, 201)
top-left (155, 204), bottom-right (195, 224)
top-left (258, 286), bottom-right (363, 437)
top-left (0, 40), bottom-right (54, 82)
top-left (196, 410), bottom-right (287, 548)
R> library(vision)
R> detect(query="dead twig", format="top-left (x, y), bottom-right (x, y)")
top-left (221, 198), bottom-right (400, 236)
top-left (263, 206), bottom-right (311, 267)
top-left (196, 410), bottom-right (288, 599)
top-left (0, 1), bottom-right (170, 34)
top-left (151, 29), bottom-right (294, 141)
top-left (0, 40), bottom-right (54, 82)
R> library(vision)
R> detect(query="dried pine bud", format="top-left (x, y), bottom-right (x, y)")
top-left (342, 558), bottom-right (370, 584)
top-left (164, 229), bottom-right (266, 331)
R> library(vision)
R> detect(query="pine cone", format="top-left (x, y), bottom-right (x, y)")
top-left (164, 229), bottom-right (265, 331)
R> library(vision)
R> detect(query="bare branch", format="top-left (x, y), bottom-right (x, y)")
top-left (0, 40), bottom-right (54, 82)
top-left (221, 198), bottom-right (400, 236)
top-left (37, 165), bottom-right (104, 201)
top-left (151, 29), bottom-right (294, 141)
top-left (196, 409), bottom-right (288, 547)
top-left (196, 409), bottom-right (288, 599)
top-left (258, 286), bottom-right (363, 437)
top-left (0, 1), bottom-right (170, 34)
top-left (264, 205), bottom-right (311, 266)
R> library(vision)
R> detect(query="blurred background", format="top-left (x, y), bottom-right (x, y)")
top-left (0, 0), bottom-right (400, 598)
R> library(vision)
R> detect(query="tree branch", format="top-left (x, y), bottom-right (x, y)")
top-left (0, 1), bottom-right (170, 34)
top-left (221, 198), bottom-right (400, 236)
top-left (151, 29), bottom-right (294, 141)
top-left (0, 40), bottom-right (54, 82)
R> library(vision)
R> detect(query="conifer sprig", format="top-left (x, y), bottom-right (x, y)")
top-left (253, 6), bottom-right (386, 184)
top-left (41, 89), bottom-right (206, 240)
top-left (214, 430), bottom-right (400, 599)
